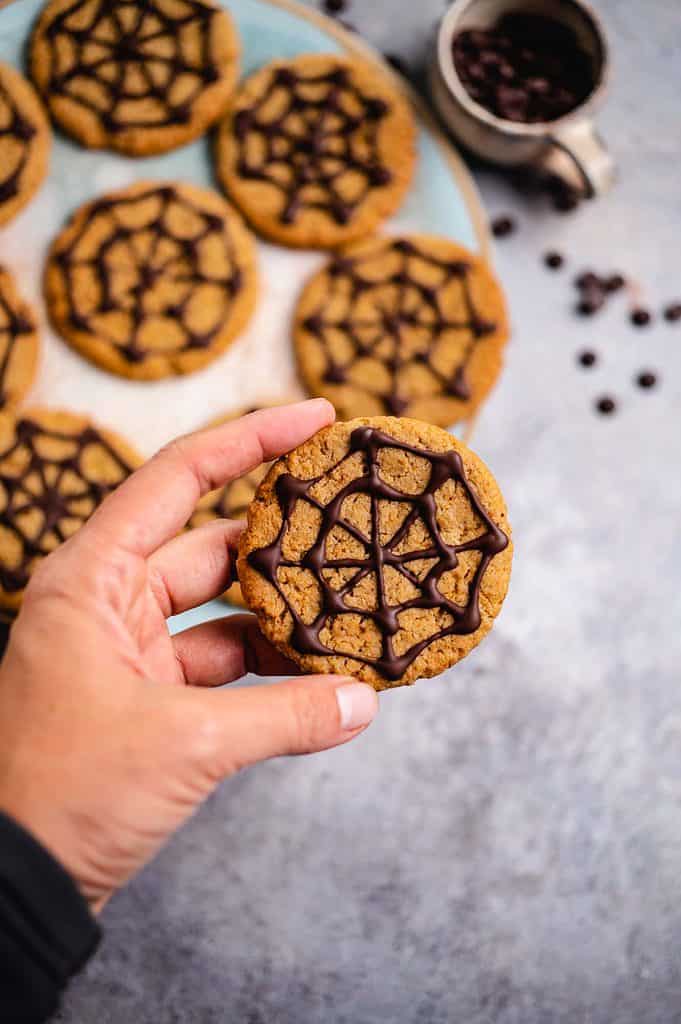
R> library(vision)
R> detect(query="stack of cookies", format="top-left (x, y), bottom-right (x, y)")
top-left (0, 0), bottom-right (511, 644)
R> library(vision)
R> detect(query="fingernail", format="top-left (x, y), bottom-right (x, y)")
top-left (336, 683), bottom-right (378, 731)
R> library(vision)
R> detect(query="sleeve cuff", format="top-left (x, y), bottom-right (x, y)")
top-left (0, 810), bottom-right (101, 1020)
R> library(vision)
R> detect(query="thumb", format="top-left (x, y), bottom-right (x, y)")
top-left (193, 675), bottom-right (379, 775)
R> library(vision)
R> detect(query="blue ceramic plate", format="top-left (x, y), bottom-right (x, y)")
top-left (0, 0), bottom-right (489, 633)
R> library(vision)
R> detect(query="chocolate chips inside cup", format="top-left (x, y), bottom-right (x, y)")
top-left (452, 14), bottom-right (594, 124)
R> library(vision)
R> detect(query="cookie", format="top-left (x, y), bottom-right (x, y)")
top-left (0, 407), bottom-right (142, 610)
top-left (216, 54), bottom-right (417, 248)
top-left (29, 0), bottom-right (240, 156)
top-left (0, 266), bottom-right (40, 410)
top-left (294, 235), bottom-right (509, 427)
top-left (189, 402), bottom-right (289, 607)
top-left (45, 181), bottom-right (258, 381)
top-left (238, 416), bottom-right (512, 690)
top-left (0, 62), bottom-right (51, 227)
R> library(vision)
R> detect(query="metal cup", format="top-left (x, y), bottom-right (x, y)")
top-left (428, 0), bottom-right (615, 197)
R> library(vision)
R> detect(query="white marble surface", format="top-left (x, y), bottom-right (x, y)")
top-left (57, 2), bottom-right (681, 1022)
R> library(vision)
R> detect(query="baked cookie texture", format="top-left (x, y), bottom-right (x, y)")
top-left (189, 402), bottom-right (290, 607)
top-left (0, 61), bottom-right (51, 227)
top-left (45, 180), bottom-right (258, 381)
top-left (294, 235), bottom-right (509, 427)
top-left (239, 416), bottom-right (512, 690)
top-left (29, 0), bottom-right (240, 156)
top-left (0, 266), bottom-right (40, 411)
top-left (216, 54), bottom-right (417, 248)
top-left (0, 407), bottom-right (142, 610)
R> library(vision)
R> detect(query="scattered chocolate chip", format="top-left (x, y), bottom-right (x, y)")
top-left (630, 307), bottom-right (652, 327)
top-left (578, 350), bottom-right (597, 367)
top-left (544, 251), bottom-right (564, 269)
top-left (605, 274), bottom-right (625, 293)
top-left (576, 297), bottom-right (602, 316)
top-left (491, 214), bottom-right (515, 238)
top-left (636, 371), bottom-right (657, 389)
top-left (575, 271), bottom-right (599, 290)
top-left (321, 0), bottom-right (347, 13)
top-left (596, 396), bottom-right (617, 415)
top-left (663, 302), bottom-right (681, 322)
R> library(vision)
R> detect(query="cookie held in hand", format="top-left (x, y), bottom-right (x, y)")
top-left (238, 416), bottom-right (512, 689)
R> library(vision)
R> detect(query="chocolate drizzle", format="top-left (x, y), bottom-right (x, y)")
top-left (0, 77), bottom-right (37, 206)
top-left (0, 417), bottom-right (135, 594)
top-left (52, 184), bottom-right (244, 364)
top-left (232, 63), bottom-right (393, 225)
top-left (40, 0), bottom-right (222, 134)
top-left (0, 270), bottom-right (35, 409)
top-left (301, 238), bottom-right (497, 415)
top-left (247, 426), bottom-right (508, 681)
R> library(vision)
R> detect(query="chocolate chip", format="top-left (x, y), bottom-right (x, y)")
top-left (575, 271), bottom-right (599, 290)
top-left (596, 396), bottom-right (616, 415)
top-left (491, 214), bottom-right (515, 238)
top-left (630, 308), bottom-right (652, 327)
top-left (663, 302), bottom-right (681, 322)
top-left (636, 371), bottom-right (657, 389)
top-left (576, 297), bottom-right (602, 316)
top-left (578, 350), bottom-right (597, 367)
top-left (544, 251), bottom-right (564, 269)
top-left (321, 0), bottom-right (347, 13)
top-left (605, 273), bottom-right (625, 293)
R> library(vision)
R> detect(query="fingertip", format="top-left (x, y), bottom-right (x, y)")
top-left (334, 680), bottom-right (379, 731)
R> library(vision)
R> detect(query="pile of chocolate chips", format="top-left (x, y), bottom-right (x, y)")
top-left (452, 13), bottom-right (594, 124)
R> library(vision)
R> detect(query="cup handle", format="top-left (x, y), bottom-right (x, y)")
top-left (537, 120), bottom-right (616, 198)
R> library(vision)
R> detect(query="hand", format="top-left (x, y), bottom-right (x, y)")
top-left (0, 400), bottom-right (378, 912)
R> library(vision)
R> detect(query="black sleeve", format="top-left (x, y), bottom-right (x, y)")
top-left (0, 811), bottom-right (101, 1023)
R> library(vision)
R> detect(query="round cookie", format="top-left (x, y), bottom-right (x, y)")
top-left (0, 62), bottom-right (51, 227)
top-left (216, 54), bottom-right (417, 249)
top-left (190, 401), bottom-right (290, 607)
top-left (238, 416), bottom-right (512, 690)
top-left (0, 266), bottom-right (40, 410)
top-left (45, 181), bottom-right (258, 381)
top-left (294, 235), bottom-right (509, 427)
top-left (0, 407), bottom-right (142, 610)
top-left (29, 0), bottom-right (240, 156)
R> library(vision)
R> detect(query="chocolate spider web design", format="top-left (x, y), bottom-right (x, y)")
top-left (0, 78), bottom-right (37, 205)
top-left (0, 273), bottom-right (34, 409)
top-left (302, 239), bottom-right (498, 416)
top-left (0, 419), bottom-right (134, 593)
top-left (248, 426), bottom-right (508, 681)
top-left (53, 184), bottom-right (243, 364)
top-left (233, 65), bottom-right (393, 225)
top-left (42, 0), bottom-right (221, 133)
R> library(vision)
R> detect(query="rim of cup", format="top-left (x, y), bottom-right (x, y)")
top-left (436, 0), bottom-right (610, 136)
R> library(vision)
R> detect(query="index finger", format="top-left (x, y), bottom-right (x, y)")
top-left (81, 398), bottom-right (334, 558)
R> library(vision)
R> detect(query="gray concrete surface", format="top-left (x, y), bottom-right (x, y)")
top-left (58, 2), bottom-right (681, 1021)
